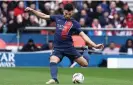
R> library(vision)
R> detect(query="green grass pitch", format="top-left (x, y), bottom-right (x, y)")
top-left (0, 67), bottom-right (133, 85)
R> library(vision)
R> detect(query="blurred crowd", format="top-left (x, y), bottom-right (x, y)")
top-left (103, 39), bottom-right (133, 55)
top-left (20, 38), bottom-right (133, 55)
top-left (0, 1), bottom-right (133, 36)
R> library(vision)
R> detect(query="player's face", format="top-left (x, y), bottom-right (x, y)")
top-left (63, 10), bottom-right (73, 19)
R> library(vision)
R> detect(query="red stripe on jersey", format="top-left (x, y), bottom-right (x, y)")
top-left (61, 21), bottom-right (73, 40)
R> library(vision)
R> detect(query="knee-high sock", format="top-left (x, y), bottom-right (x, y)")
top-left (50, 62), bottom-right (58, 80)
top-left (83, 56), bottom-right (89, 62)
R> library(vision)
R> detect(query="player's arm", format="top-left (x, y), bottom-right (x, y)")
top-left (79, 31), bottom-right (104, 49)
top-left (25, 7), bottom-right (50, 20)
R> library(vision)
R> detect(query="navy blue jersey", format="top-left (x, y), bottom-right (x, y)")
top-left (50, 15), bottom-right (82, 48)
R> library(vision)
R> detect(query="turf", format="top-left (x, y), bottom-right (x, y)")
top-left (0, 67), bottom-right (133, 85)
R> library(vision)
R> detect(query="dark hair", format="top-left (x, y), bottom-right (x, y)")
top-left (125, 38), bottom-right (133, 46)
top-left (64, 3), bottom-right (74, 11)
top-left (28, 39), bottom-right (34, 43)
top-left (48, 40), bottom-right (53, 43)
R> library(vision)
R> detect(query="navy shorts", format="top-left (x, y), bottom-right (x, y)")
top-left (51, 47), bottom-right (82, 61)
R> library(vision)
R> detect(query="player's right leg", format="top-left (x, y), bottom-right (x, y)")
top-left (46, 56), bottom-right (60, 84)
top-left (46, 49), bottom-right (63, 84)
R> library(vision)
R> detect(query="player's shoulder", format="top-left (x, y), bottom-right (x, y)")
top-left (72, 19), bottom-right (80, 27)
top-left (51, 14), bottom-right (63, 18)
top-left (50, 14), bottom-right (64, 21)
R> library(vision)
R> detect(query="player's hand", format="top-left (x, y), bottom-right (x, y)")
top-left (25, 7), bottom-right (33, 12)
top-left (94, 44), bottom-right (104, 49)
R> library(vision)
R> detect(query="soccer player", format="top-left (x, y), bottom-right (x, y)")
top-left (25, 3), bottom-right (104, 84)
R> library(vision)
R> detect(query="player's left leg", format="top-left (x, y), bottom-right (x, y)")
top-left (75, 56), bottom-right (88, 67)
top-left (70, 55), bottom-right (89, 68)
top-left (70, 49), bottom-right (89, 68)
top-left (65, 47), bottom-right (88, 67)
top-left (66, 56), bottom-right (75, 66)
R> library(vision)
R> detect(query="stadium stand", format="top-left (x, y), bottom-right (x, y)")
top-left (0, 1), bottom-right (133, 54)
top-left (0, 39), bottom-right (6, 49)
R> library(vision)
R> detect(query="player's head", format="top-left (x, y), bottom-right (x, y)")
top-left (63, 3), bottom-right (74, 19)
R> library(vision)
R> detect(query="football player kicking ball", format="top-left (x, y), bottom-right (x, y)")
top-left (25, 3), bottom-right (104, 84)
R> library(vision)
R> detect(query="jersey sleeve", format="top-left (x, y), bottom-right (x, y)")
top-left (75, 22), bottom-right (82, 34)
top-left (50, 15), bottom-right (58, 21)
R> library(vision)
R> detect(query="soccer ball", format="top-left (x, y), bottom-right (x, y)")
top-left (72, 73), bottom-right (84, 84)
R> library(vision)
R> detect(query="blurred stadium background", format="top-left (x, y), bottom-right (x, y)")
top-left (0, 0), bottom-right (133, 85)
